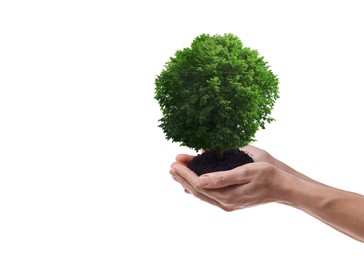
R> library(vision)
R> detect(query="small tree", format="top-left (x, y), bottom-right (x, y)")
top-left (155, 34), bottom-right (279, 161)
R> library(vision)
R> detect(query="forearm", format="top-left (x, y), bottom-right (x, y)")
top-left (280, 174), bottom-right (364, 242)
top-left (268, 156), bottom-right (328, 186)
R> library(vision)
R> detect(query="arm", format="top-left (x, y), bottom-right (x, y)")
top-left (170, 146), bottom-right (364, 243)
top-left (282, 173), bottom-right (364, 242)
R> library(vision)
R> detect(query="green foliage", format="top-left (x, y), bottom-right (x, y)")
top-left (155, 34), bottom-right (279, 152)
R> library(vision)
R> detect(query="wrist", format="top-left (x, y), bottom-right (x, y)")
top-left (278, 173), bottom-right (327, 213)
top-left (263, 165), bottom-right (297, 204)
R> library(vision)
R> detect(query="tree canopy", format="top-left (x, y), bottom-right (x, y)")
top-left (155, 33), bottom-right (279, 152)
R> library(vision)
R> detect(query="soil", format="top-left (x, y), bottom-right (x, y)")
top-left (187, 149), bottom-right (254, 176)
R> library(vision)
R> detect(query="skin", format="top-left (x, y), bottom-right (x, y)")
top-left (170, 145), bottom-right (364, 243)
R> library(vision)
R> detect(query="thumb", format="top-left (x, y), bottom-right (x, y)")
top-left (175, 154), bottom-right (194, 164)
top-left (199, 166), bottom-right (249, 189)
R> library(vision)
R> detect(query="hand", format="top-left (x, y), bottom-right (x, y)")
top-left (170, 157), bottom-right (290, 212)
top-left (173, 145), bottom-right (319, 186)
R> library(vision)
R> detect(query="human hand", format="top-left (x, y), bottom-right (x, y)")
top-left (174, 145), bottom-right (314, 185)
top-left (170, 160), bottom-right (290, 211)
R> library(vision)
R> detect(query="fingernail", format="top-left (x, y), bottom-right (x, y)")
top-left (199, 175), bottom-right (210, 187)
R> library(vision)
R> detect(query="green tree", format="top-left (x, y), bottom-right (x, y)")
top-left (155, 34), bottom-right (279, 160)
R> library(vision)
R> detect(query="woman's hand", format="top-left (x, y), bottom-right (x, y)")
top-left (170, 157), bottom-right (291, 211)
top-left (173, 145), bottom-right (321, 186)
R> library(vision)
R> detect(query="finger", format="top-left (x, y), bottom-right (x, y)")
top-left (171, 171), bottom-right (226, 209)
top-left (240, 145), bottom-right (254, 157)
top-left (170, 161), bottom-right (185, 169)
top-left (172, 164), bottom-right (221, 201)
top-left (175, 154), bottom-right (195, 164)
top-left (171, 171), bottom-right (196, 195)
top-left (171, 172), bottom-right (195, 194)
top-left (199, 166), bottom-right (250, 189)
top-left (172, 164), bottom-right (200, 188)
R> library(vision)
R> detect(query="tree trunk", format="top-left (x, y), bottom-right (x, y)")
top-left (215, 147), bottom-right (224, 160)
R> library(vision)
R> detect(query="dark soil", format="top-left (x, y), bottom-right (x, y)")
top-left (187, 149), bottom-right (254, 176)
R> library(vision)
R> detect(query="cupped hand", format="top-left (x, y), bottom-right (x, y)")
top-left (174, 145), bottom-right (314, 185)
top-left (170, 157), bottom-right (290, 211)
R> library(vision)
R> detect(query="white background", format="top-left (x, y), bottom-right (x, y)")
top-left (1, 0), bottom-right (364, 259)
